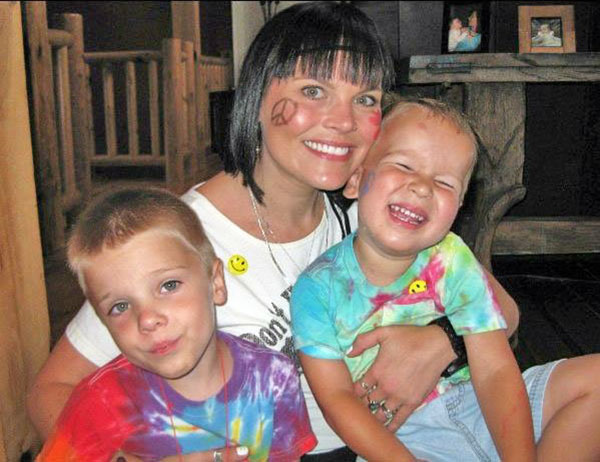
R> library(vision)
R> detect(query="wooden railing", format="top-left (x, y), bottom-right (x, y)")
top-left (25, 2), bottom-right (233, 256)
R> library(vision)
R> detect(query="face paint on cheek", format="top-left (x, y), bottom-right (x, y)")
top-left (359, 171), bottom-right (375, 197)
top-left (271, 98), bottom-right (298, 126)
top-left (368, 110), bottom-right (382, 141)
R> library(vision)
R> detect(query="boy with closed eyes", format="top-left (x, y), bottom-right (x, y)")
top-left (291, 97), bottom-right (600, 461)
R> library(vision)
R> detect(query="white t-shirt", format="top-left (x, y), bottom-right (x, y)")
top-left (66, 184), bottom-right (357, 453)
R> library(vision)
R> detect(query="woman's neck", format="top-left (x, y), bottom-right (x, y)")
top-left (199, 171), bottom-right (324, 243)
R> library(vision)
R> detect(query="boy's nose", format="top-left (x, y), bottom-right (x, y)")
top-left (409, 176), bottom-right (433, 198)
top-left (138, 306), bottom-right (167, 332)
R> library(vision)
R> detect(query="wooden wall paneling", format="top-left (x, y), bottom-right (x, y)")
top-left (0, 2), bottom-right (50, 459)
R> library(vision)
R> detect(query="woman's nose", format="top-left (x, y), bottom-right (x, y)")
top-left (323, 100), bottom-right (356, 133)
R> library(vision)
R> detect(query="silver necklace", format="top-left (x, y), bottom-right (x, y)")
top-left (248, 188), bottom-right (327, 290)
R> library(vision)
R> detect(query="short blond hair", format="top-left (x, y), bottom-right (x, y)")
top-left (68, 187), bottom-right (215, 291)
top-left (381, 94), bottom-right (479, 190)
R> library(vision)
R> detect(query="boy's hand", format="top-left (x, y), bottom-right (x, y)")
top-left (111, 446), bottom-right (249, 462)
top-left (349, 324), bottom-right (453, 431)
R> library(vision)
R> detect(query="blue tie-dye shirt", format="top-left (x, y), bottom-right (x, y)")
top-left (38, 332), bottom-right (316, 461)
top-left (291, 232), bottom-right (506, 405)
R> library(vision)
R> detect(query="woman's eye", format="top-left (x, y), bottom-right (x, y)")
top-left (161, 280), bottom-right (180, 293)
top-left (396, 163), bottom-right (412, 171)
top-left (109, 302), bottom-right (129, 316)
top-left (355, 94), bottom-right (377, 107)
top-left (301, 86), bottom-right (324, 99)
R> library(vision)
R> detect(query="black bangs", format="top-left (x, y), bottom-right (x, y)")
top-left (267, 4), bottom-right (394, 90)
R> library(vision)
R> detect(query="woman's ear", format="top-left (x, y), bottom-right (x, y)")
top-left (343, 166), bottom-right (364, 200)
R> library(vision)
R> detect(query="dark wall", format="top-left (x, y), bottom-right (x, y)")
top-left (355, 1), bottom-right (600, 218)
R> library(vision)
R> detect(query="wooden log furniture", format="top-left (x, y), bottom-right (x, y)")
top-left (402, 52), bottom-right (600, 270)
top-left (0, 2), bottom-right (49, 460)
top-left (24, 2), bottom-right (233, 257)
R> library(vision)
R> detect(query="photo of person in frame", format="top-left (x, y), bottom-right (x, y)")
top-left (531, 17), bottom-right (563, 47)
top-left (445, 3), bottom-right (484, 53)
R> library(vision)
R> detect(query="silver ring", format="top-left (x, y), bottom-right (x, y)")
top-left (361, 381), bottom-right (377, 394)
top-left (368, 398), bottom-right (385, 414)
top-left (213, 450), bottom-right (223, 462)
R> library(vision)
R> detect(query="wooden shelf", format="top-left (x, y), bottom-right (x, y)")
top-left (399, 53), bottom-right (600, 267)
top-left (403, 52), bottom-right (600, 84)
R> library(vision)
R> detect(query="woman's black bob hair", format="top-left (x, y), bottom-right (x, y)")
top-left (224, 1), bottom-right (395, 202)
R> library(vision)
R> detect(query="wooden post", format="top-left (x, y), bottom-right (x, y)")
top-left (163, 38), bottom-right (186, 193)
top-left (24, 1), bottom-right (65, 256)
top-left (0, 2), bottom-right (50, 458)
top-left (56, 13), bottom-right (92, 202)
top-left (125, 61), bottom-right (139, 156)
top-left (171, 1), bottom-right (209, 178)
top-left (54, 45), bottom-right (77, 201)
top-left (148, 59), bottom-right (161, 158)
top-left (102, 63), bottom-right (117, 157)
top-left (460, 82), bottom-right (527, 270)
top-left (183, 40), bottom-right (198, 184)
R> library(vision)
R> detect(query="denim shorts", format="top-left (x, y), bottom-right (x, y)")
top-left (362, 359), bottom-right (563, 462)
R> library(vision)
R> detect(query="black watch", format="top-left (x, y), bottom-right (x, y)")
top-left (428, 316), bottom-right (468, 378)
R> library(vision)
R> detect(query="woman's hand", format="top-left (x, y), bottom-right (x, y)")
top-left (111, 446), bottom-right (249, 462)
top-left (349, 324), bottom-right (455, 432)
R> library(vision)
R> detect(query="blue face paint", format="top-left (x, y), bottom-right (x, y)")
top-left (359, 171), bottom-right (374, 197)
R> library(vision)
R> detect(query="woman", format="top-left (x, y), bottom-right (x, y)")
top-left (28, 3), bottom-right (518, 461)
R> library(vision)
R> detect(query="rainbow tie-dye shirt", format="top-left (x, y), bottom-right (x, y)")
top-left (38, 332), bottom-right (316, 461)
top-left (291, 232), bottom-right (506, 405)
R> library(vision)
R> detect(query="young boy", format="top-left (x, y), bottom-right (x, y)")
top-left (291, 97), bottom-right (600, 461)
top-left (38, 187), bottom-right (317, 461)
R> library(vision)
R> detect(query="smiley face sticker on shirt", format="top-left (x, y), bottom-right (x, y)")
top-left (408, 279), bottom-right (427, 294)
top-left (227, 254), bottom-right (248, 275)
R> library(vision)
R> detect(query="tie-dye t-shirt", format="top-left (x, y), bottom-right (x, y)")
top-left (38, 332), bottom-right (316, 461)
top-left (291, 232), bottom-right (506, 405)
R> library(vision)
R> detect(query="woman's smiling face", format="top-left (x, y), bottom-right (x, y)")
top-left (257, 57), bottom-right (383, 192)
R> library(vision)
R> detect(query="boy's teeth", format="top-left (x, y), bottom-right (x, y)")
top-left (389, 205), bottom-right (425, 223)
top-left (304, 140), bottom-right (349, 156)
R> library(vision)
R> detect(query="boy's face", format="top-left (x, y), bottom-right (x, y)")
top-left (344, 106), bottom-right (474, 260)
top-left (82, 231), bottom-right (226, 384)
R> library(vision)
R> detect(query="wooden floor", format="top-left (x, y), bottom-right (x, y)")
top-left (492, 253), bottom-right (600, 370)
top-left (43, 252), bottom-right (600, 368)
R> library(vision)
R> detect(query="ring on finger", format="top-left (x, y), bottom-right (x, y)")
top-left (381, 404), bottom-right (396, 420)
top-left (213, 450), bottom-right (223, 462)
top-left (368, 397), bottom-right (385, 414)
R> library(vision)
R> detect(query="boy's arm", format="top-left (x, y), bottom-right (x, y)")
top-left (299, 352), bottom-right (417, 462)
top-left (465, 330), bottom-right (535, 462)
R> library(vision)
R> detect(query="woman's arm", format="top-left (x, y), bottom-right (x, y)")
top-left (466, 330), bottom-right (535, 461)
top-left (349, 272), bottom-right (519, 431)
top-left (26, 334), bottom-right (98, 439)
top-left (299, 352), bottom-right (416, 461)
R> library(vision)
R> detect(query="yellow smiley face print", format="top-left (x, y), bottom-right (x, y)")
top-left (408, 279), bottom-right (427, 294)
top-left (227, 254), bottom-right (248, 275)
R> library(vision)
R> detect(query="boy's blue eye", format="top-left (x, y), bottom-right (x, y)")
top-left (161, 280), bottom-right (180, 292)
top-left (109, 301), bottom-right (129, 316)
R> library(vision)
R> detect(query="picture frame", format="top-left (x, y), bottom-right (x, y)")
top-left (518, 5), bottom-right (576, 53)
top-left (442, 2), bottom-right (489, 54)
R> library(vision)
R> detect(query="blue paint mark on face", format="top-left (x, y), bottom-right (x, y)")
top-left (359, 171), bottom-right (374, 197)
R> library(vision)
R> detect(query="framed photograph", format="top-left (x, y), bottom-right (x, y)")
top-left (442, 2), bottom-right (489, 54)
top-left (518, 5), bottom-right (576, 53)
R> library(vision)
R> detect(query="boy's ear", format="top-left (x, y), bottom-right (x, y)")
top-left (343, 166), bottom-right (365, 200)
top-left (211, 258), bottom-right (227, 306)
